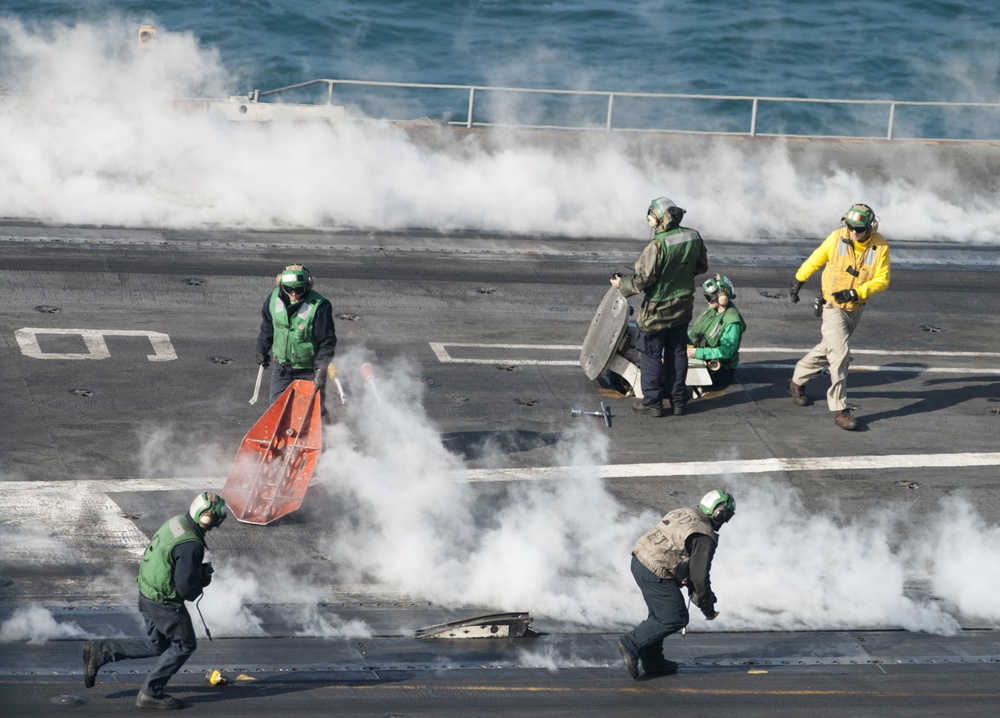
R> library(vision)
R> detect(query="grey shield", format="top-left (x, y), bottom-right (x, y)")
top-left (579, 287), bottom-right (631, 380)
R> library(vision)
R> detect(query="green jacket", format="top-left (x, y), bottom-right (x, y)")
top-left (688, 305), bottom-right (746, 370)
top-left (269, 287), bottom-right (328, 369)
top-left (136, 514), bottom-right (206, 604)
top-left (618, 227), bottom-right (709, 332)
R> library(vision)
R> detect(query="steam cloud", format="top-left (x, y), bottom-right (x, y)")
top-left (2, 19), bottom-right (1000, 242)
top-left (3, 351), bottom-right (1000, 644)
top-left (0, 606), bottom-right (92, 644)
top-left (114, 348), bottom-right (986, 640)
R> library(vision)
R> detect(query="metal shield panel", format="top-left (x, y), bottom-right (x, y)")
top-left (579, 287), bottom-right (630, 380)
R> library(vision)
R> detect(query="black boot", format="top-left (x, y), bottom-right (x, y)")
top-left (82, 641), bottom-right (104, 689)
top-left (135, 691), bottom-right (185, 710)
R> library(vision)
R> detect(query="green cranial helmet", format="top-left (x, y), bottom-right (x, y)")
top-left (842, 203), bottom-right (875, 231)
top-left (278, 264), bottom-right (311, 289)
top-left (646, 197), bottom-right (686, 228)
top-left (699, 489), bottom-right (736, 528)
top-left (189, 492), bottom-right (228, 531)
top-left (702, 274), bottom-right (735, 301)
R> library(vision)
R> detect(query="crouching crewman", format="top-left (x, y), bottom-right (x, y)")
top-left (82, 492), bottom-right (227, 710)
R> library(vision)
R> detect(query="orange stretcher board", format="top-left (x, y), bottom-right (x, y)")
top-left (223, 380), bottom-right (323, 525)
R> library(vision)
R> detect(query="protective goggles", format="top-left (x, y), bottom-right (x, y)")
top-left (281, 284), bottom-right (307, 294)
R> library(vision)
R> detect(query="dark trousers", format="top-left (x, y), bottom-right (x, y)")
top-left (636, 324), bottom-right (689, 408)
top-left (269, 363), bottom-right (329, 420)
top-left (97, 594), bottom-right (197, 697)
top-left (621, 556), bottom-right (689, 670)
top-left (709, 367), bottom-right (735, 389)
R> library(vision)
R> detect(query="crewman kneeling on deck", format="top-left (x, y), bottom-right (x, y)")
top-left (686, 274), bottom-right (746, 391)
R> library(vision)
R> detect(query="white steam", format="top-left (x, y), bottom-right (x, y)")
top-left (4, 350), bottom-right (1000, 642)
top-left (314, 348), bottom-right (650, 627)
top-left (910, 495), bottom-right (1000, 622)
top-left (0, 606), bottom-right (92, 644)
top-left (714, 480), bottom-right (960, 634)
top-left (2, 19), bottom-right (1000, 242)
top-left (304, 349), bottom-right (993, 635)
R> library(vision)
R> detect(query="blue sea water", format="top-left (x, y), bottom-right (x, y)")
top-left (1, 1), bottom-right (999, 239)
top-left (5, 1), bottom-right (998, 108)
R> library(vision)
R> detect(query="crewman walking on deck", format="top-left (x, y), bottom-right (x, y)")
top-left (787, 204), bottom-right (890, 430)
top-left (611, 197), bottom-right (708, 417)
top-left (617, 489), bottom-right (735, 679)
top-left (256, 263), bottom-right (337, 422)
top-left (82, 492), bottom-right (228, 710)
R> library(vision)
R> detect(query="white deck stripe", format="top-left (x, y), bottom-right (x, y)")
top-left (3, 451), bottom-right (998, 494)
top-left (4, 454), bottom-right (997, 557)
top-left (465, 452), bottom-right (1000, 482)
top-left (428, 342), bottom-right (1000, 373)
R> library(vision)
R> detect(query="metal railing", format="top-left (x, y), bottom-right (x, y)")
top-left (247, 79), bottom-right (1000, 142)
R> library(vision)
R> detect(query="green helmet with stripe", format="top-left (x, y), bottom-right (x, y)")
top-left (646, 197), bottom-right (686, 229)
top-left (699, 489), bottom-right (736, 528)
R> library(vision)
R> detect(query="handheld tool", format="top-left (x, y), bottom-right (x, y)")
top-left (195, 594), bottom-right (212, 641)
top-left (248, 364), bottom-right (264, 405)
top-left (361, 362), bottom-right (381, 404)
top-left (571, 403), bottom-right (612, 428)
top-left (681, 591), bottom-right (692, 639)
top-left (327, 362), bottom-right (346, 404)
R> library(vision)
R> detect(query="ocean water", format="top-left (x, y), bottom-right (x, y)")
top-left (5, 1), bottom-right (997, 102)
top-left (1, 1), bottom-right (999, 240)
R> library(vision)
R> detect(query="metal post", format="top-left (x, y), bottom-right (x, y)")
top-left (887, 102), bottom-right (896, 140)
top-left (327, 81), bottom-right (334, 105)
top-left (467, 88), bottom-right (475, 129)
top-left (750, 97), bottom-right (759, 137)
top-left (607, 93), bottom-right (615, 132)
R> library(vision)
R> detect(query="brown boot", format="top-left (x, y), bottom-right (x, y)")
top-left (788, 380), bottom-right (810, 406)
top-left (834, 409), bottom-right (858, 430)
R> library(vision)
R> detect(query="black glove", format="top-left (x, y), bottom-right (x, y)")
top-left (199, 562), bottom-right (214, 588)
top-left (314, 360), bottom-right (329, 389)
top-left (832, 288), bottom-right (859, 304)
top-left (255, 352), bottom-right (270, 368)
top-left (789, 279), bottom-right (804, 303)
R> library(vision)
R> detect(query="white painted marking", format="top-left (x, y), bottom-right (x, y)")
top-left (15, 328), bottom-right (178, 361)
top-left (743, 347), bottom-right (1000, 358)
top-left (464, 452), bottom-right (1000, 482)
top-left (5, 454), bottom-right (998, 564)
top-left (429, 342), bottom-right (581, 366)
top-left (745, 362), bottom-right (993, 375)
top-left (4, 451), bottom-right (999, 499)
top-left (428, 342), bottom-right (999, 374)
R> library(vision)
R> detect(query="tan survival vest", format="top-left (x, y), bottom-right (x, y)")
top-left (631, 507), bottom-right (717, 581)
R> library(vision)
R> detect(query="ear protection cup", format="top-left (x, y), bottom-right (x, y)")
top-left (842, 203), bottom-right (877, 234)
top-left (197, 492), bottom-right (225, 529)
top-left (711, 505), bottom-right (732, 525)
top-left (703, 274), bottom-right (734, 307)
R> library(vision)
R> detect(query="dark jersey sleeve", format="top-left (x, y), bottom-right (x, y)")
top-left (311, 300), bottom-right (337, 363)
top-left (256, 295), bottom-right (274, 356)
top-left (171, 541), bottom-right (206, 603)
top-left (685, 532), bottom-right (718, 612)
